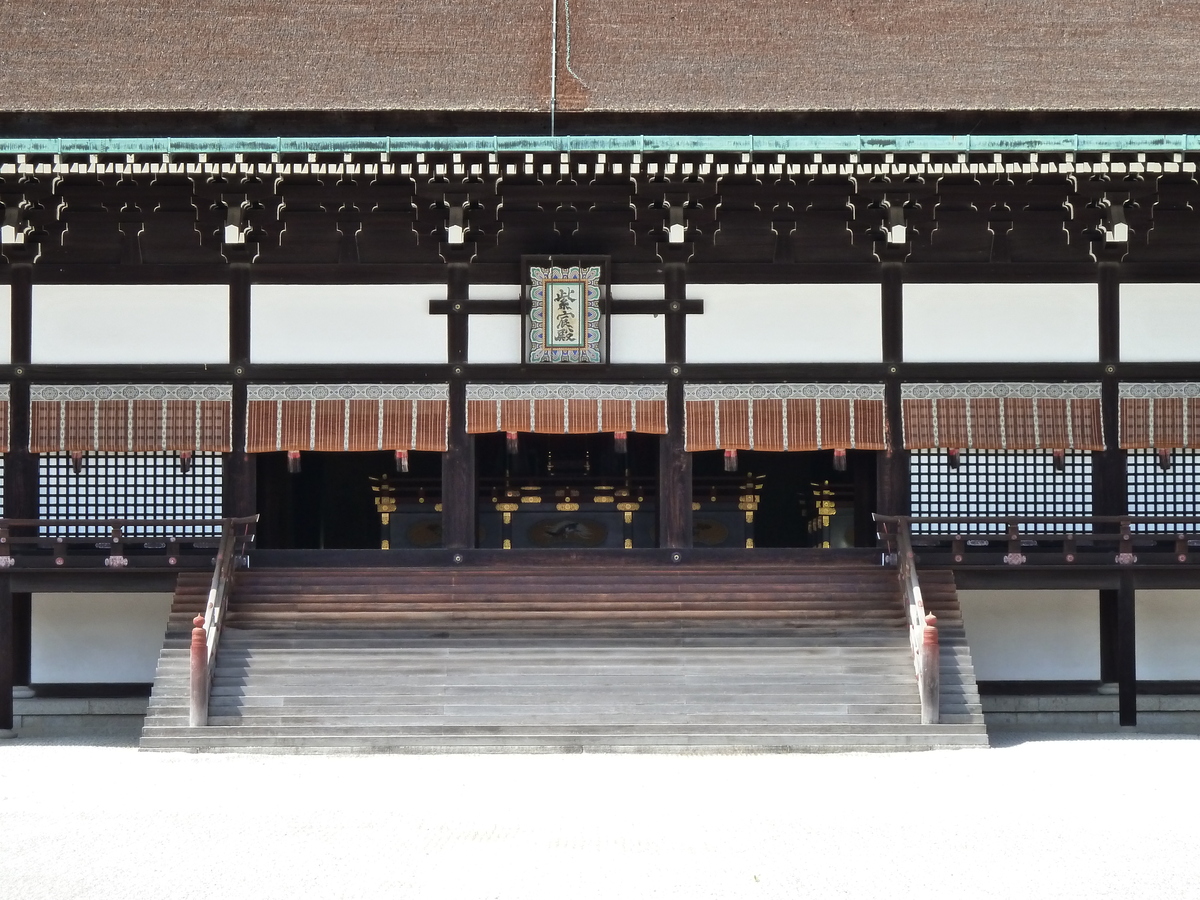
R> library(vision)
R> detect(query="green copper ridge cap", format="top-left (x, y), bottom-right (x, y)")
top-left (0, 134), bottom-right (1199, 155)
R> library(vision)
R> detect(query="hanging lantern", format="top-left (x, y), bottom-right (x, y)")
top-left (724, 448), bottom-right (738, 472)
top-left (70, 451), bottom-right (85, 475)
top-left (833, 449), bottom-right (847, 472)
top-left (1158, 448), bottom-right (1173, 472)
top-left (506, 431), bottom-right (519, 456)
top-left (1052, 449), bottom-right (1066, 472)
top-left (178, 450), bottom-right (193, 475)
top-left (947, 449), bottom-right (961, 470)
top-left (613, 431), bottom-right (628, 455)
top-left (395, 449), bottom-right (409, 473)
top-left (287, 450), bottom-right (301, 474)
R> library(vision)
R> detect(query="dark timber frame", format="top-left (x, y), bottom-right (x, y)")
top-left (6, 143), bottom-right (1200, 720)
top-left (4, 154), bottom-right (1199, 524)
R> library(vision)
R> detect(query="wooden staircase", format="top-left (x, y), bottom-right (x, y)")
top-left (141, 562), bottom-right (988, 752)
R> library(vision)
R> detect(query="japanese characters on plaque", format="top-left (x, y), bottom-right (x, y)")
top-left (524, 258), bottom-right (607, 363)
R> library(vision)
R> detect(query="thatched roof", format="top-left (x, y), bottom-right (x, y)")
top-left (4, 1), bottom-right (1200, 114)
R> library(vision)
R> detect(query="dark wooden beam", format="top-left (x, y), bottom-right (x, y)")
top-left (433, 299), bottom-right (518, 315)
top-left (429, 298), bottom-right (703, 316)
top-left (26, 258), bottom-right (1200, 286)
top-left (11, 358), bottom-right (1192, 386)
top-left (225, 267), bottom-right (255, 519)
top-left (11, 593), bottom-right (30, 692)
top-left (881, 264), bottom-right (902, 364)
top-left (0, 577), bottom-right (12, 734)
top-left (665, 266), bottom-right (687, 365)
top-left (10, 264), bottom-right (31, 366)
top-left (5, 266), bottom-right (39, 535)
top-left (1098, 263), bottom-right (1120, 364)
top-left (1099, 588), bottom-right (1119, 684)
top-left (446, 264), bottom-right (469, 367)
top-left (442, 264), bottom-right (475, 550)
top-left (1094, 270), bottom-right (1126, 550)
top-left (10, 364), bottom-right (239, 382)
top-left (877, 264), bottom-right (907, 519)
top-left (658, 264), bottom-right (691, 549)
top-left (22, 164), bottom-right (1200, 282)
top-left (230, 266), bottom-right (251, 366)
top-left (659, 381), bottom-right (691, 549)
top-left (955, 568), bottom-right (1200, 592)
top-left (1094, 379), bottom-right (1126, 519)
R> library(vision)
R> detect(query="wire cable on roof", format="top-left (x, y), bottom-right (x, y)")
top-left (563, 0), bottom-right (588, 88)
top-left (549, 0), bottom-right (558, 135)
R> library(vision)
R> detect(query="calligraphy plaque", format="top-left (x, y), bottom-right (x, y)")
top-left (525, 259), bottom-right (606, 363)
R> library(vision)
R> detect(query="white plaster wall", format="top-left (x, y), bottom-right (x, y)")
top-left (0, 287), bottom-right (11, 364)
top-left (904, 283), bottom-right (1098, 362)
top-left (31, 592), bottom-right (173, 684)
top-left (685, 283), bottom-right (881, 363)
top-left (611, 315), bottom-right (666, 364)
top-left (1135, 591), bottom-right (1200, 680)
top-left (32, 284), bottom-right (229, 364)
top-left (611, 283), bottom-right (665, 301)
top-left (958, 590), bottom-right (1100, 681)
top-left (1120, 284), bottom-right (1200, 361)
top-left (251, 284), bottom-right (448, 364)
top-left (469, 315), bottom-right (523, 363)
top-left (468, 284), bottom-right (521, 301)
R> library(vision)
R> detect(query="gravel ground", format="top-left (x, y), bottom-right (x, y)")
top-left (1, 735), bottom-right (1198, 899)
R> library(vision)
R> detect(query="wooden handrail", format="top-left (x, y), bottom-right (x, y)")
top-left (0, 516), bottom-right (259, 570)
top-left (189, 516), bottom-right (258, 728)
top-left (876, 515), bottom-right (939, 725)
top-left (0, 516), bottom-right (261, 527)
top-left (874, 514), bottom-right (1200, 567)
top-left (872, 514), bottom-right (1200, 528)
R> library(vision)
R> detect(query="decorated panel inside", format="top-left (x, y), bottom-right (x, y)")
top-left (525, 259), bottom-right (606, 364)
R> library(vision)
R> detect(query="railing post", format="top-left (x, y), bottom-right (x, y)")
top-left (189, 614), bottom-right (208, 727)
top-left (921, 613), bottom-right (940, 725)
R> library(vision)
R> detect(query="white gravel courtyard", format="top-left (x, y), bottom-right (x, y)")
top-left (1, 735), bottom-right (1198, 899)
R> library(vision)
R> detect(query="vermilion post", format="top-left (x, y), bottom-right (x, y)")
top-left (189, 614), bottom-right (208, 727)
top-left (921, 613), bottom-right (940, 725)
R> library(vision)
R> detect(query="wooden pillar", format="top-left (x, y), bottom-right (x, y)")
top-left (1095, 269), bottom-right (1127, 724)
top-left (659, 263), bottom-right (691, 549)
top-left (6, 264), bottom-right (37, 524)
top-left (12, 593), bottom-right (30, 694)
top-left (442, 264), bottom-right (475, 550)
top-left (0, 577), bottom-right (13, 735)
top-left (225, 264), bottom-right (256, 519)
top-left (1098, 263), bottom-right (1120, 365)
top-left (1095, 265), bottom-right (1126, 519)
top-left (1096, 261), bottom-right (1126, 723)
top-left (1099, 588), bottom-right (1119, 684)
top-left (1115, 572), bottom-right (1137, 726)
top-left (877, 264), bottom-right (908, 520)
top-left (6, 267), bottom-right (35, 706)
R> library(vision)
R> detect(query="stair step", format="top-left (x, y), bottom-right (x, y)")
top-left (141, 564), bottom-right (988, 753)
